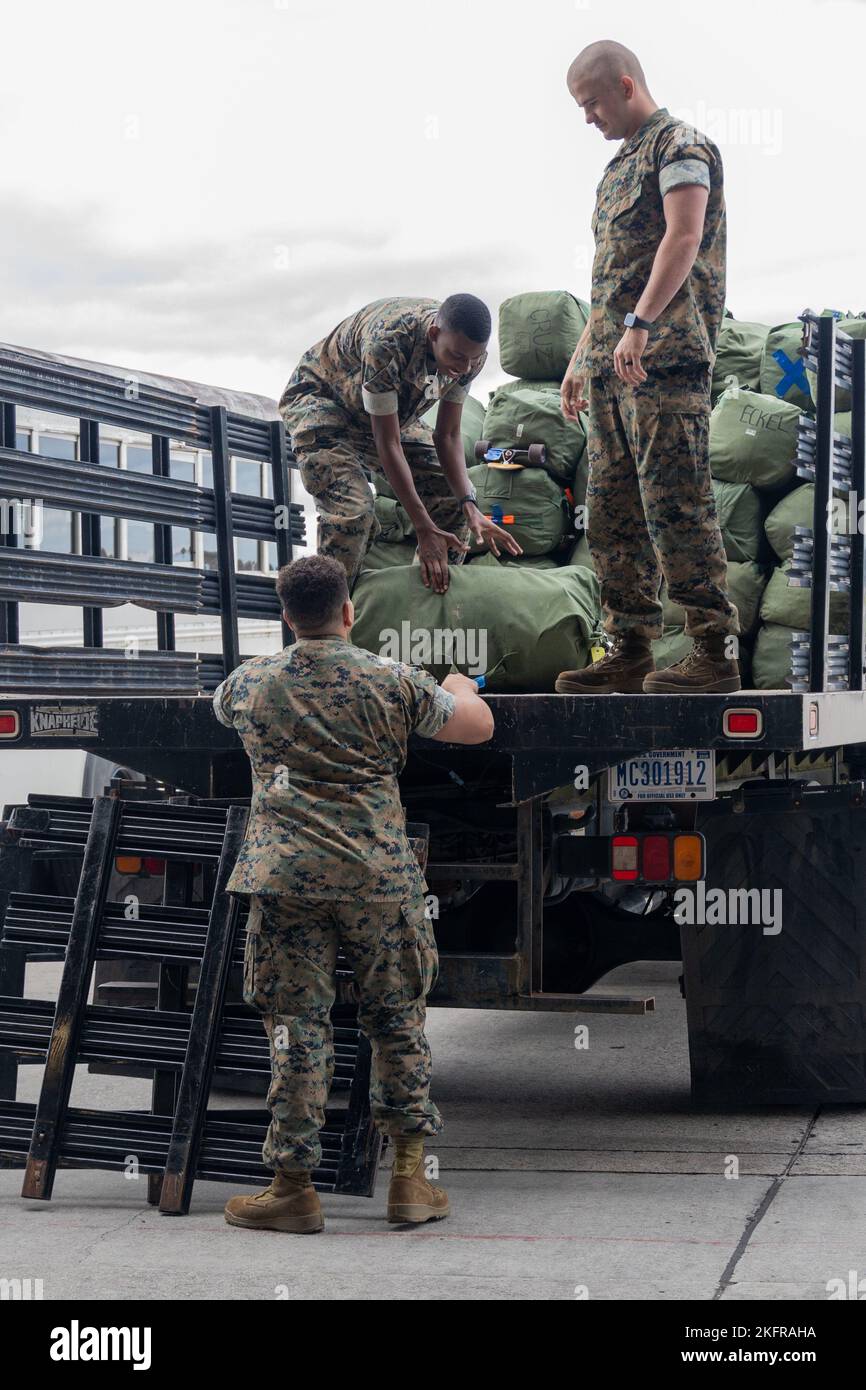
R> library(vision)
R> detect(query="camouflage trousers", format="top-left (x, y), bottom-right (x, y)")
top-left (291, 426), bottom-right (470, 590)
top-left (586, 366), bottom-right (739, 639)
top-left (243, 891), bottom-right (443, 1174)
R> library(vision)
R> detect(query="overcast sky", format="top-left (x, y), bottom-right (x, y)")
top-left (2, 0), bottom-right (864, 404)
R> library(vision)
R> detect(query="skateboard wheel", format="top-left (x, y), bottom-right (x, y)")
top-left (474, 439), bottom-right (490, 458)
top-left (527, 443), bottom-right (547, 465)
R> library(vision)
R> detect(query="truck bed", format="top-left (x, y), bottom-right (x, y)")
top-left (1, 687), bottom-right (861, 800)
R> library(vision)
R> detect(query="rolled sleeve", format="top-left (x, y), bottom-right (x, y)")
top-left (212, 678), bottom-right (234, 728)
top-left (396, 663), bottom-right (456, 738)
top-left (414, 684), bottom-right (457, 738)
top-left (659, 157), bottom-right (711, 196)
top-left (362, 382), bottom-right (400, 416)
top-left (361, 339), bottom-right (402, 417)
top-left (657, 125), bottom-right (715, 199)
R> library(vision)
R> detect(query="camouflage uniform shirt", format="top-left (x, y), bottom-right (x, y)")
top-left (212, 636), bottom-right (456, 900)
top-left (278, 297), bottom-right (487, 442)
top-left (587, 107), bottom-right (726, 373)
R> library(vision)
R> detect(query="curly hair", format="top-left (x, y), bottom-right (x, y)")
top-left (275, 554), bottom-right (349, 632)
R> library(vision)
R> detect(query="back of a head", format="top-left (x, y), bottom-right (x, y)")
top-left (275, 554), bottom-right (348, 636)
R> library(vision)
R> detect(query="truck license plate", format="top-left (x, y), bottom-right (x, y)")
top-left (607, 750), bottom-right (715, 803)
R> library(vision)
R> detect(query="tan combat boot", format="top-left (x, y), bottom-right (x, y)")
top-left (224, 1170), bottom-right (323, 1233)
top-left (555, 632), bottom-right (655, 694)
top-left (387, 1137), bottom-right (450, 1224)
top-left (643, 633), bottom-right (741, 694)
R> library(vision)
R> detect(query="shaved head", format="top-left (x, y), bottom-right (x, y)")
top-left (567, 40), bottom-right (647, 95)
top-left (566, 40), bottom-right (655, 143)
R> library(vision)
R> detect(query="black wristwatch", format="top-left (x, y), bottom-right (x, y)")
top-left (458, 489), bottom-right (478, 508)
top-left (624, 311), bottom-right (654, 331)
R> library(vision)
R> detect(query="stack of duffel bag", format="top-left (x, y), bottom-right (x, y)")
top-left (467, 290), bottom-right (591, 572)
top-left (628, 307), bottom-right (849, 688)
top-left (718, 308), bottom-right (864, 688)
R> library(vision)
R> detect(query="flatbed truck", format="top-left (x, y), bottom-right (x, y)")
top-left (1, 310), bottom-right (865, 1122)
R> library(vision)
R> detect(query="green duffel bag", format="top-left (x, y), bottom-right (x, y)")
top-left (709, 387), bottom-right (800, 488)
top-left (759, 323), bottom-right (813, 413)
top-left (804, 313), bottom-right (866, 414)
top-left (360, 540), bottom-right (417, 572)
top-left (661, 560), bottom-right (767, 637)
top-left (469, 550), bottom-right (561, 569)
top-left (498, 291), bottom-right (589, 381)
top-left (421, 393), bottom-right (487, 469)
top-left (760, 560), bottom-right (849, 633)
top-left (764, 485), bottom-right (815, 563)
top-left (373, 494), bottom-right (415, 543)
top-left (711, 317), bottom-right (770, 402)
top-left (482, 381), bottom-right (588, 490)
top-left (713, 479), bottom-right (763, 563)
top-left (466, 461), bottom-right (571, 557)
top-left (564, 531), bottom-right (593, 569)
top-left (491, 378), bottom-right (562, 397)
top-left (351, 563), bottom-right (601, 692)
top-left (751, 622), bottom-right (795, 689)
top-left (761, 478), bottom-right (850, 564)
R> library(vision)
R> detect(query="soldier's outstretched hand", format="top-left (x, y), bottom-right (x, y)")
top-left (467, 511), bottom-right (523, 560)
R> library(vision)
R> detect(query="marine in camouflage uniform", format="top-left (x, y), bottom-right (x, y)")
top-left (212, 636), bottom-right (453, 1172)
top-left (279, 297), bottom-right (485, 588)
top-left (569, 105), bottom-right (739, 647)
top-left (583, 106), bottom-right (739, 644)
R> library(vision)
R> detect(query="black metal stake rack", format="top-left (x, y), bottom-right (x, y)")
top-left (0, 346), bottom-right (305, 693)
top-left (792, 311), bottom-right (866, 692)
top-left (0, 792), bottom-right (381, 1211)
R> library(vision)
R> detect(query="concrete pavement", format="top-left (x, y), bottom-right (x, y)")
top-left (1, 960), bottom-right (864, 1300)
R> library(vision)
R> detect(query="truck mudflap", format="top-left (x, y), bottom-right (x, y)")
top-left (682, 785), bottom-right (866, 1105)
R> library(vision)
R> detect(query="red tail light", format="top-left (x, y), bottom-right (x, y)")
top-left (723, 708), bottom-right (763, 738)
top-left (642, 835), bottom-right (671, 883)
top-left (0, 711), bottom-right (20, 738)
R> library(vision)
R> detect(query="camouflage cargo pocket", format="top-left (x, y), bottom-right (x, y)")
top-left (242, 898), bottom-right (273, 1013)
top-left (398, 895), bottom-right (438, 1004)
top-left (297, 447), bottom-right (337, 504)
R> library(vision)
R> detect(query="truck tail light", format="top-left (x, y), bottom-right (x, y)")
top-left (642, 835), bottom-right (671, 882)
top-left (609, 833), bottom-right (705, 884)
top-left (0, 711), bottom-right (20, 739)
top-left (611, 836), bottom-right (639, 880)
top-left (722, 708), bottom-right (763, 738)
top-left (673, 834), bottom-right (704, 881)
top-left (115, 856), bottom-right (143, 875)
